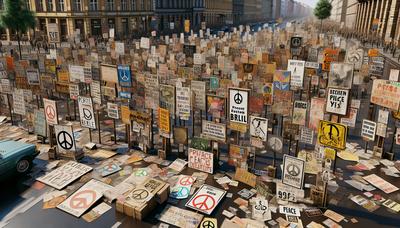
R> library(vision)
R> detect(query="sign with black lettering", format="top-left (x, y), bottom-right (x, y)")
top-left (47, 23), bottom-right (60, 43)
top-left (361, 119), bottom-right (376, 141)
top-left (326, 88), bottom-right (349, 115)
top-left (279, 205), bottom-right (300, 217)
top-left (229, 88), bottom-right (249, 125)
top-left (282, 155), bottom-right (305, 189)
top-left (78, 96), bottom-right (96, 129)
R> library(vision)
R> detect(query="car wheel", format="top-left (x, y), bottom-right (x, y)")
top-left (16, 158), bottom-right (31, 174)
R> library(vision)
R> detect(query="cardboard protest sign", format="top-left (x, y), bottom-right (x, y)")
top-left (107, 103), bottom-right (119, 119)
top-left (340, 107), bottom-right (358, 128)
top-left (191, 80), bottom-right (206, 110)
top-left (170, 175), bottom-right (196, 199)
top-left (185, 184), bottom-right (226, 215)
top-left (78, 96), bottom-right (96, 129)
top-left (326, 88), bottom-right (349, 115)
top-left (370, 79), bottom-right (400, 110)
top-left (13, 89), bottom-right (26, 115)
top-left (361, 119), bottom-right (376, 141)
top-left (328, 63), bottom-right (354, 89)
top-left (176, 86), bottom-right (191, 120)
top-left (235, 168), bottom-right (256, 187)
top-left (282, 155), bottom-right (305, 189)
top-left (207, 95), bottom-right (226, 118)
top-left (318, 120), bottom-right (347, 150)
top-left (229, 88), bottom-right (249, 125)
top-left (188, 148), bottom-right (213, 174)
top-left (34, 109), bottom-right (47, 136)
top-left (37, 161), bottom-right (92, 190)
top-left (47, 23), bottom-right (60, 43)
top-left (159, 107), bottom-right (170, 137)
top-left (159, 205), bottom-right (203, 228)
top-left (292, 101), bottom-right (307, 125)
top-left (57, 179), bottom-right (112, 217)
top-left (202, 120), bottom-right (226, 142)
top-left (43, 98), bottom-right (58, 125)
top-left (54, 125), bottom-right (76, 154)
top-left (287, 60), bottom-right (305, 88)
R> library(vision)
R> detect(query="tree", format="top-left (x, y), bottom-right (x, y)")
top-left (314, 0), bottom-right (332, 30)
top-left (0, 0), bottom-right (36, 58)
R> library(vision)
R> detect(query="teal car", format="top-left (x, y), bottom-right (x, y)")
top-left (0, 140), bottom-right (39, 178)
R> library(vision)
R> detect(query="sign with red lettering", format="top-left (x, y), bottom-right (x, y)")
top-left (188, 148), bottom-right (213, 174)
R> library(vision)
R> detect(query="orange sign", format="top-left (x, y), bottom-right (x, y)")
top-left (368, 48), bottom-right (379, 57)
top-left (158, 108), bottom-right (170, 134)
top-left (322, 48), bottom-right (339, 71)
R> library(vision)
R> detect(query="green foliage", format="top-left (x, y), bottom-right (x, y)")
top-left (314, 0), bottom-right (332, 20)
top-left (0, 0), bottom-right (36, 34)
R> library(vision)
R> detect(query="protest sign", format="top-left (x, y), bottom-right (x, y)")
top-left (288, 60), bottom-right (305, 88)
top-left (361, 119), bottom-right (376, 141)
top-left (292, 101), bottom-right (307, 125)
top-left (229, 88), bottom-right (249, 125)
top-left (201, 120), bottom-right (226, 142)
top-left (78, 96), bottom-right (96, 129)
top-left (43, 98), bottom-right (58, 125)
top-left (326, 88), bottom-right (349, 115)
top-left (188, 148), bottom-right (213, 174)
top-left (370, 79), bottom-right (400, 110)
top-left (282, 155), bottom-right (305, 189)
top-left (318, 120), bottom-right (347, 150)
top-left (54, 125), bottom-right (76, 154)
top-left (185, 184), bottom-right (226, 215)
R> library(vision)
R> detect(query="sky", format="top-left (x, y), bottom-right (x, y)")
top-left (296, 0), bottom-right (317, 8)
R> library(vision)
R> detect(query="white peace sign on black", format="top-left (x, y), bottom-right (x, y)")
top-left (234, 92), bottom-right (243, 104)
top-left (57, 131), bottom-right (73, 150)
top-left (120, 70), bottom-right (129, 81)
top-left (286, 164), bottom-right (300, 176)
top-left (82, 108), bottom-right (93, 120)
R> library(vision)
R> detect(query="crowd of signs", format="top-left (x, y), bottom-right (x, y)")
top-left (1, 19), bottom-right (400, 228)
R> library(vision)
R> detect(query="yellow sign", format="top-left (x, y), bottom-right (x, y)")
top-left (392, 110), bottom-right (400, 120)
top-left (368, 48), bottom-right (379, 57)
top-left (158, 108), bottom-right (170, 134)
top-left (324, 148), bottom-right (336, 161)
top-left (184, 20), bottom-right (190, 33)
top-left (57, 70), bottom-right (70, 83)
top-left (234, 168), bottom-right (256, 187)
top-left (318, 120), bottom-right (347, 150)
top-left (200, 218), bottom-right (218, 228)
top-left (121, 105), bottom-right (131, 125)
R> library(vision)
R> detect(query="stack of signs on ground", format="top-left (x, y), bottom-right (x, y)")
top-left (37, 161), bottom-right (93, 190)
top-left (282, 155), bottom-right (305, 189)
top-left (185, 184), bottom-right (226, 215)
top-left (188, 148), bottom-right (213, 174)
top-left (57, 179), bottom-right (112, 217)
top-left (96, 163), bottom-right (122, 177)
top-left (170, 175), bottom-right (196, 199)
top-left (158, 205), bottom-right (204, 228)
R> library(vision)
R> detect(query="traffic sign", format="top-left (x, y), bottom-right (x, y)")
top-left (185, 184), bottom-right (226, 215)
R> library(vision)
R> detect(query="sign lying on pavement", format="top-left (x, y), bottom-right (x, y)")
top-left (57, 179), bottom-right (112, 217)
top-left (37, 161), bottom-right (93, 190)
top-left (158, 205), bottom-right (204, 228)
top-left (185, 184), bottom-right (226, 215)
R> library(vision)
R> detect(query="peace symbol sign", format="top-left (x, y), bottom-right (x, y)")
top-left (286, 164), bottom-right (300, 176)
top-left (171, 186), bottom-right (189, 198)
top-left (291, 37), bottom-right (301, 47)
top-left (202, 220), bottom-right (215, 228)
top-left (254, 201), bottom-right (267, 210)
top-left (45, 106), bottom-right (56, 119)
top-left (192, 194), bottom-right (215, 211)
top-left (57, 131), bottom-right (73, 150)
top-left (120, 70), bottom-right (129, 81)
top-left (234, 92), bottom-right (243, 104)
top-left (130, 189), bottom-right (149, 200)
top-left (82, 108), bottom-right (92, 120)
top-left (179, 176), bottom-right (195, 186)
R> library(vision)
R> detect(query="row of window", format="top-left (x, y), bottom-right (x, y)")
top-left (32, 0), bottom-right (148, 12)
top-left (155, 0), bottom-right (204, 9)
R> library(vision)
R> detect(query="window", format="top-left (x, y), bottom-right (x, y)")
top-left (131, 0), bottom-right (135, 10)
top-left (89, 0), bottom-right (98, 11)
top-left (141, 0), bottom-right (145, 10)
top-left (121, 0), bottom-right (127, 10)
top-left (106, 0), bottom-right (114, 11)
top-left (47, 0), bottom-right (53, 11)
top-left (74, 0), bottom-right (81, 11)
top-left (0, 0), bottom-right (4, 10)
top-left (36, 0), bottom-right (43, 11)
top-left (58, 0), bottom-right (64, 11)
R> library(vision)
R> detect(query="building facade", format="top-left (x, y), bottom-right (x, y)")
top-left (154, 0), bottom-right (205, 33)
top-left (330, 0), bottom-right (358, 29)
top-left (204, 0), bottom-right (233, 28)
top-left (354, 0), bottom-right (400, 44)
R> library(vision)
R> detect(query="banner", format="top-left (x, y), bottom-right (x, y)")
top-left (326, 88), bottom-right (349, 115)
top-left (188, 148), bottom-right (213, 174)
top-left (78, 96), bottom-right (96, 129)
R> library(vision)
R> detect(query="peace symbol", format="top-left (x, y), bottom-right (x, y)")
top-left (202, 220), bottom-right (215, 228)
top-left (69, 190), bottom-right (96, 209)
top-left (171, 187), bottom-right (189, 198)
top-left (45, 106), bottom-right (55, 119)
top-left (82, 108), bottom-right (92, 120)
top-left (120, 70), bottom-right (129, 81)
top-left (291, 37), bottom-right (301, 47)
top-left (286, 164), bottom-right (300, 176)
top-left (192, 194), bottom-right (215, 211)
top-left (234, 92), bottom-right (243, 104)
top-left (130, 189), bottom-right (149, 200)
top-left (57, 131), bottom-right (73, 150)
top-left (179, 176), bottom-right (195, 186)
top-left (105, 164), bottom-right (117, 172)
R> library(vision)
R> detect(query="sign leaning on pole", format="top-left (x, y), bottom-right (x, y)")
top-left (78, 96), bottom-right (96, 129)
top-left (47, 23), bottom-right (60, 43)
